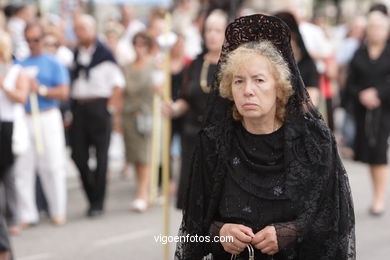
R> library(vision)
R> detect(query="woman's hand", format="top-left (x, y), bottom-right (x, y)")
top-left (161, 99), bottom-right (188, 118)
top-left (161, 100), bottom-right (174, 117)
top-left (219, 223), bottom-right (254, 255)
top-left (359, 87), bottom-right (381, 109)
top-left (251, 225), bottom-right (279, 255)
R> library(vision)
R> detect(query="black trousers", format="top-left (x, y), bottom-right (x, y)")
top-left (70, 100), bottom-right (112, 210)
top-left (0, 122), bottom-right (15, 257)
top-left (0, 122), bottom-right (14, 180)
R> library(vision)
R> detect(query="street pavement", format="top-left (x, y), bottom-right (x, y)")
top-left (10, 155), bottom-right (390, 260)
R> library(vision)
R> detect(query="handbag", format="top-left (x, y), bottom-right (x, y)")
top-left (136, 112), bottom-right (153, 135)
top-left (231, 244), bottom-right (255, 260)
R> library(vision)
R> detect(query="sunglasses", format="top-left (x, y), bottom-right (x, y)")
top-left (26, 38), bottom-right (41, 43)
top-left (44, 41), bottom-right (59, 47)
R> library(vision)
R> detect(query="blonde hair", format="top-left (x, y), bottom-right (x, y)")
top-left (219, 41), bottom-right (293, 122)
top-left (0, 31), bottom-right (13, 63)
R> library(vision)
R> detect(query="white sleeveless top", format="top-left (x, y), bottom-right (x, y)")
top-left (0, 64), bottom-right (22, 121)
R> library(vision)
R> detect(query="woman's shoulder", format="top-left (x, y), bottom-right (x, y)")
top-left (188, 54), bottom-right (204, 69)
top-left (199, 125), bottom-right (219, 143)
top-left (351, 44), bottom-right (367, 62)
top-left (303, 117), bottom-right (334, 162)
top-left (286, 115), bottom-right (333, 166)
top-left (197, 124), bottom-right (226, 153)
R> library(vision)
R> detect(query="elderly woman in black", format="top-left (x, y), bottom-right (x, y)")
top-left (175, 14), bottom-right (355, 260)
top-left (345, 11), bottom-right (390, 216)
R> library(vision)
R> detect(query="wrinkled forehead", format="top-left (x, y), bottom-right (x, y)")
top-left (229, 51), bottom-right (272, 76)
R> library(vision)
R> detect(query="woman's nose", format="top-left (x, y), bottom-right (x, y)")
top-left (243, 82), bottom-right (255, 96)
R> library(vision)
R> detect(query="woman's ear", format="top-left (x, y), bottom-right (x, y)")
top-left (276, 85), bottom-right (283, 100)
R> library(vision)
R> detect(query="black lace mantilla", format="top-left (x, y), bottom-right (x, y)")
top-left (175, 14), bottom-right (355, 260)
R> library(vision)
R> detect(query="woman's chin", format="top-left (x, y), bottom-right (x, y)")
top-left (241, 112), bottom-right (263, 120)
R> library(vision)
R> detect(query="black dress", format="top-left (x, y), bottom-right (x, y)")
top-left (171, 69), bottom-right (185, 136)
top-left (346, 42), bottom-right (390, 164)
top-left (176, 54), bottom-right (218, 209)
top-left (211, 124), bottom-right (299, 260)
top-left (298, 57), bottom-right (318, 89)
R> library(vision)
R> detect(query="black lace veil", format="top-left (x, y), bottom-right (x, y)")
top-left (175, 14), bottom-right (355, 260)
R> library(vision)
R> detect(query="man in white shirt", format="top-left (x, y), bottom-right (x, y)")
top-left (70, 14), bottom-right (125, 217)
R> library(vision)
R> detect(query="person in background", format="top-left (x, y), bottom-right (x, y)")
top-left (146, 8), bottom-right (166, 58)
top-left (42, 32), bottom-right (73, 68)
top-left (294, 7), bottom-right (336, 129)
top-left (168, 33), bottom-right (193, 189)
top-left (275, 11), bottom-right (320, 106)
top-left (121, 32), bottom-right (155, 212)
top-left (118, 5), bottom-right (145, 65)
top-left (6, 4), bottom-right (36, 61)
top-left (171, 0), bottom-right (202, 59)
top-left (41, 13), bottom-right (74, 69)
top-left (14, 22), bottom-right (69, 227)
top-left (312, 13), bottom-right (338, 130)
top-left (337, 16), bottom-right (366, 158)
top-left (104, 20), bottom-right (125, 62)
top-left (103, 20), bottom-right (126, 137)
top-left (70, 14), bottom-right (125, 218)
top-left (163, 9), bottom-right (228, 209)
top-left (0, 31), bottom-right (29, 235)
top-left (345, 11), bottom-right (390, 216)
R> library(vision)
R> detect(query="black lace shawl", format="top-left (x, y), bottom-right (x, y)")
top-left (175, 14), bottom-right (355, 260)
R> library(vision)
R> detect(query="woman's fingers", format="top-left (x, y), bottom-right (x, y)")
top-left (251, 226), bottom-right (279, 254)
top-left (260, 246), bottom-right (278, 255)
top-left (232, 240), bottom-right (247, 251)
top-left (220, 223), bottom-right (254, 255)
top-left (233, 225), bottom-right (253, 243)
top-left (238, 225), bottom-right (255, 238)
top-left (251, 232), bottom-right (265, 245)
top-left (227, 243), bottom-right (247, 254)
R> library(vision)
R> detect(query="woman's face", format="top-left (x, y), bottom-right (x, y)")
top-left (232, 54), bottom-right (279, 122)
top-left (204, 17), bottom-right (225, 53)
top-left (366, 18), bottom-right (389, 45)
top-left (133, 37), bottom-right (150, 57)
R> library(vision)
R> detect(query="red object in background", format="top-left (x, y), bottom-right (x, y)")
top-left (320, 74), bottom-right (333, 99)
top-left (319, 55), bottom-right (337, 99)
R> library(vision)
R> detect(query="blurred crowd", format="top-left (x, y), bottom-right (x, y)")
top-left (1, 0), bottom-right (390, 258)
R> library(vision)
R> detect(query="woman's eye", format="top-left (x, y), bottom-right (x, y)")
top-left (256, 79), bottom-right (264, 83)
top-left (234, 80), bottom-right (243, 85)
